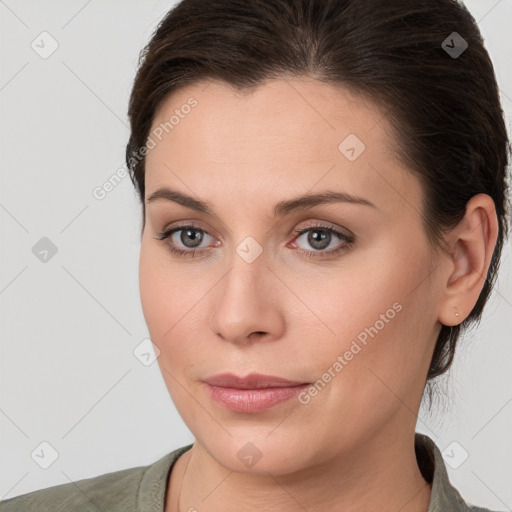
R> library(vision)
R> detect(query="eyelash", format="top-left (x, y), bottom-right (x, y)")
top-left (154, 222), bottom-right (355, 260)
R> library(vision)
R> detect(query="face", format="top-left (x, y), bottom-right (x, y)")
top-left (139, 77), bottom-right (443, 475)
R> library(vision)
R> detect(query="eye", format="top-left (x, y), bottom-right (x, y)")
top-left (290, 222), bottom-right (354, 258)
top-left (154, 224), bottom-right (218, 258)
top-left (154, 221), bottom-right (354, 260)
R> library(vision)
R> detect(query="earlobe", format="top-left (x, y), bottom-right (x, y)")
top-left (437, 194), bottom-right (499, 327)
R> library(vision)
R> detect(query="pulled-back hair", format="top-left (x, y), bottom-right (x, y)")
top-left (125, 0), bottom-right (511, 398)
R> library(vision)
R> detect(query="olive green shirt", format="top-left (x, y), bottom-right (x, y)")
top-left (0, 433), bottom-right (503, 511)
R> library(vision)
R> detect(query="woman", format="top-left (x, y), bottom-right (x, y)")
top-left (2, 0), bottom-right (509, 511)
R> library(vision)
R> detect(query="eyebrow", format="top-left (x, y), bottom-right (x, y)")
top-left (146, 187), bottom-right (377, 217)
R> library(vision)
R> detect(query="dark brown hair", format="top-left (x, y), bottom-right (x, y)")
top-left (126, 0), bottom-right (511, 397)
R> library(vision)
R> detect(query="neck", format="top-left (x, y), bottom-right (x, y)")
top-left (167, 424), bottom-right (432, 512)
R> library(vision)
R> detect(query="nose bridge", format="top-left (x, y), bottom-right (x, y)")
top-left (210, 243), bottom-right (282, 343)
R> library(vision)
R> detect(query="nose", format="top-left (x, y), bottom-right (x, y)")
top-left (210, 254), bottom-right (285, 345)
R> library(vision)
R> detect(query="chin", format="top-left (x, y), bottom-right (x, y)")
top-left (197, 432), bottom-right (313, 476)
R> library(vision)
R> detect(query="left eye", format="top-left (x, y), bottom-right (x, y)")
top-left (291, 224), bottom-right (354, 255)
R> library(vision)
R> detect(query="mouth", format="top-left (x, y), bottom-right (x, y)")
top-left (202, 372), bottom-right (309, 389)
top-left (202, 373), bottom-right (311, 413)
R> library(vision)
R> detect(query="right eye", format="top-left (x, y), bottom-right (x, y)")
top-left (154, 224), bottom-right (219, 257)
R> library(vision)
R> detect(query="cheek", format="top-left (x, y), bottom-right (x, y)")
top-left (139, 242), bottom-right (188, 348)
top-left (138, 241), bottom-right (210, 373)
top-left (296, 248), bottom-right (406, 347)
top-left (298, 238), bottom-right (433, 394)
top-left (139, 247), bottom-right (195, 411)
top-left (139, 244), bottom-right (166, 337)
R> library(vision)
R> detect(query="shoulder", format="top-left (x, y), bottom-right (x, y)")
top-left (0, 464), bottom-right (145, 512)
top-left (414, 433), bottom-right (505, 512)
top-left (0, 444), bottom-right (192, 512)
top-left (467, 507), bottom-right (506, 512)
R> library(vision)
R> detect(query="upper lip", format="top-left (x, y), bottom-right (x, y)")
top-left (203, 372), bottom-right (308, 389)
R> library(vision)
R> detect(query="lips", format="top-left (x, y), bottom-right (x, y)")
top-left (202, 373), bottom-right (311, 413)
top-left (202, 372), bottom-right (308, 389)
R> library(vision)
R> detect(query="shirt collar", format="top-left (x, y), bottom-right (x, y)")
top-left (137, 434), bottom-right (474, 512)
top-left (415, 432), bottom-right (473, 511)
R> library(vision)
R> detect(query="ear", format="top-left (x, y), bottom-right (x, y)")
top-left (437, 193), bottom-right (499, 327)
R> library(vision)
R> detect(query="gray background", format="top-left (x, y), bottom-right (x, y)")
top-left (0, 0), bottom-right (511, 509)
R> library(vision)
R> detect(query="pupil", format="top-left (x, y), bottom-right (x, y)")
top-left (182, 228), bottom-right (203, 248)
top-left (309, 229), bottom-right (330, 250)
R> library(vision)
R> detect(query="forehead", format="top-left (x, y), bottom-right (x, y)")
top-left (144, 77), bottom-right (420, 218)
top-left (150, 76), bottom-right (390, 149)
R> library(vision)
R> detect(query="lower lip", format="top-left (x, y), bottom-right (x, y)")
top-left (204, 383), bottom-right (310, 413)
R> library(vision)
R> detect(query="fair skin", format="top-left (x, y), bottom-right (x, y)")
top-left (138, 76), bottom-right (498, 512)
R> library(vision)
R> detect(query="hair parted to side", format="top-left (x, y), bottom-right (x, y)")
top-left (126, 0), bottom-right (511, 401)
